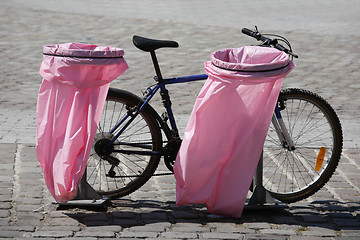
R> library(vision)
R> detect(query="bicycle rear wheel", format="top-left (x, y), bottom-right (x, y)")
top-left (263, 88), bottom-right (343, 203)
top-left (86, 88), bottom-right (162, 199)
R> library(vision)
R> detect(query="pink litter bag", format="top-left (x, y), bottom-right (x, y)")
top-left (36, 43), bottom-right (128, 202)
top-left (174, 46), bottom-right (295, 217)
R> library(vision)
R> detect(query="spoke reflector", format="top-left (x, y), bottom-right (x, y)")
top-left (315, 147), bottom-right (326, 171)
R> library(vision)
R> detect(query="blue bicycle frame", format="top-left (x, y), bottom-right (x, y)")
top-left (106, 74), bottom-right (208, 148)
top-left (105, 72), bottom-right (288, 155)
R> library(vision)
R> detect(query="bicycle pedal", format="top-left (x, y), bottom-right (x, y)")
top-left (161, 112), bottom-right (169, 122)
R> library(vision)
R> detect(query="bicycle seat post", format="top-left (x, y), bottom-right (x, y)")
top-left (150, 50), bottom-right (163, 82)
top-left (148, 50), bottom-right (178, 136)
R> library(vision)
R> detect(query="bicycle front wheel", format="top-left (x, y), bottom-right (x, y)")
top-left (86, 88), bottom-right (162, 199)
top-left (263, 88), bottom-right (343, 203)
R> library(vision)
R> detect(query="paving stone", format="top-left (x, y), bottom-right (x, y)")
top-left (0, 195), bottom-right (12, 202)
top-left (242, 222), bottom-right (272, 229)
top-left (16, 204), bottom-right (44, 212)
top-left (340, 230), bottom-right (360, 237)
top-left (259, 229), bottom-right (297, 236)
top-left (128, 224), bottom-right (167, 232)
top-left (342, 195), bottom-right (360, 202)
top-left (31, 230), bottom-right (74, 238)
top-left (328, 213), bottom-right (355, 219)
top-left (119, 231), bottom-right (159, 238)
top-left (0, 182), bottom-right (13, 189)
top-left (130, 191), bottom-right (161, 199)
top-left (245, 234), bottom-right (288, 240)
top-left (16, 211), bottom-right (44, 219)
top-left (48, 211), bottom-right (70, 218)
top-left (300, 229), bottom-right (337, 237)
top-left (213, 226), bottom-right (256, 234)
top-left (140, 211), bottom-right (169, 220)
top-left (16, 197), bottom-right (43, 205)
top-left (161, 232), bottom-right (198, 239)
top-left (48, 217), bottom-right (80, 226)
top-left (38, 225), bottom-right (80, 232)
top-left (0, 188), bottom-right (12, 195)
top-left (61, 238), bottom-right (97, 240)
top-left (290, 207), bottom-right (319, 214)
top-left (334, 189), bottom-right (360, 199)
top-left (110, 211), bottom-right (138, 219)
top-left (206, 222), bottom-right (237, 228)
top-left (85, 225), bottom-right (123, 232)
top-left (16, 218), bottom-right (43, 226)
top-left (0, 225), bottom-right (36, 232)
top-left (78, 213), bottom-right (109, 222)
top-left (0, 202), bottom-right (12, 209)
top-left (335, 237), bottom-right (360, 240)
top-left (81, 220), bottom-right (112, 226)
top-left (171, 226), bottom-right (210, 233)
top-left (0, 175), bottom-right (15, 182)
top-left (74, 230), bottom-right (116, 238)
top-left (272, 216), bottom-right (302, 225)
top-left (145, 222), bottom-right (172, 229)
top-left (112, 218), bottom-right (141, 228)
top-left (320, 204), bottom-right (349, 212)
top-left (0, 209), bottom-right (10, 217)
top-left (276, 224), bottom-right (306, 232)
top-left (17, 190), bottom-right (44, 198)
top-left (146, 239), bottom-right (181, 240)
top-left (172, 222), bottom-right (203, 228)
top-left (0, 230), bottom-right (26, 238)
top-left (346, 174), bottom-right (360, 181)
top-left (333, 219), bottom-right (360, 228)
top-left (290, 237), bottom-right (325, 240)
top-left (171, 210), bottom-right (200, 219)
top-left (201, 232), bottom-right (245, 239)
top-left (0, 218), bottom-right (10, 226)
top-left (299, 214), bottom-right (328, 223)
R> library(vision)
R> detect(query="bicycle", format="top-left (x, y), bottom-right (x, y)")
top-left (85, 27), bottom-right (343, 204)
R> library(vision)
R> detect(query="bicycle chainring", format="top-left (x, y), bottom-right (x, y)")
top-left (163, 138), bottom-right (182, 172)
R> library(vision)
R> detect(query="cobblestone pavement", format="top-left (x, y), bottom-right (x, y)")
top-left (0, 1), bottom-right (360, 239)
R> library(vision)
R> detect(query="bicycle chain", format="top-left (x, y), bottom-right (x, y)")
top-left (109, 172), bottom-right (173, 178)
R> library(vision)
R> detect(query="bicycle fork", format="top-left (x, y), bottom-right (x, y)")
top-left (272, 104), bottom-right (296, 151)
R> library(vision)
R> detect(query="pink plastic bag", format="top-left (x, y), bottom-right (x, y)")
top-left (174, 46), bottom-right (295, 217)
top-left (36, 43), bottom-right (128, 202)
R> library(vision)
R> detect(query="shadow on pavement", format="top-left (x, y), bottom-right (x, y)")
top-left (63, 198), bottom-right (360, 231)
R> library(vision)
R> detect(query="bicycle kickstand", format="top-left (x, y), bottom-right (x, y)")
top-left (247, 151), bottom-right (288, 209)
top-left (55, 169), bottom-right (110, 208)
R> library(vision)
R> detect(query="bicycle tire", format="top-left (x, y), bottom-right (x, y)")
top-left (263, 88), bottom-right (343, 203)
top-left (86, 88), bottom-right (162, 199)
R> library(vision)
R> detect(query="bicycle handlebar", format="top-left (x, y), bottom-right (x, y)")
top-left (242, 28), bottom-right (298, 58)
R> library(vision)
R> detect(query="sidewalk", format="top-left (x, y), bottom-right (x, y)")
top-left (0, 1), bottom-right (359, 239)
top-left (1, 144), bottom-right (360, 239)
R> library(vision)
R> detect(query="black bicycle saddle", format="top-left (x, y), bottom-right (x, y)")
top-left (133, 35), bottom-right (179, 52)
